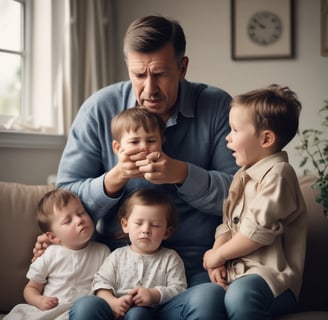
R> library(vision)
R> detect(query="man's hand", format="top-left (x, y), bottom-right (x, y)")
top-left (136, 151), bottom-right (188, 185)
top-left (32, 233), bottom-right (51, 262)
top-left (116, 147), bottom-right (149, 179)
top-left (104, 147), bottom-right (149, 196)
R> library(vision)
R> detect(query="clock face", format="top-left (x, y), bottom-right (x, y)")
top-left (247, 11), bottom-right (282, 46)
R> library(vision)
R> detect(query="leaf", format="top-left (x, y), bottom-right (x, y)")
top-left (295, 100), bottom-right (328, 215)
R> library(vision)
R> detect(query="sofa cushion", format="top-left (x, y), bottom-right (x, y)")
top-left (0, 177), bottom-right (327, 317)
top-left (275, 311), bottom-right (328, 320)
top-left (297, 175), bottom-right (328, 311)
top-left (0, 182), bottom-right (54, 314)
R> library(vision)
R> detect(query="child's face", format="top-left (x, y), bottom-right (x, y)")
top-left (121, 204), bottom-right (172, 254)
top-left (48, 197), bottom-right (94, 250)
top-left (116, 127), bottom-right (162, 153)
top-left (226, 105), bottom-right (267, 167)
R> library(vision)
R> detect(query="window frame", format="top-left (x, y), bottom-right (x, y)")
top-left (0, 0), bottom-right (28, 121)
top-left (0, 0), bottom-right (65, 148)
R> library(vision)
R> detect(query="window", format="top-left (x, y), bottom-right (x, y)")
top-left (0, 0), bottom-right (25, 122)
top-left (0, 0), bottom-right (63, 136)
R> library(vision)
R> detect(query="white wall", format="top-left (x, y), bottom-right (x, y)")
top-left (114, 0), bottom-right (328, 174)
top-left (1, 0), bottom-right (326, 184)
top-left (0, 146), bottom-right (63, 184)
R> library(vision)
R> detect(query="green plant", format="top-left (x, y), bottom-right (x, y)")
top-left (295, 100), bottom-right (328, 216)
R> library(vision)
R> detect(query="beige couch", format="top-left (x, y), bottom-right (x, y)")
top-left (0, 176), bottom-right (327, 319)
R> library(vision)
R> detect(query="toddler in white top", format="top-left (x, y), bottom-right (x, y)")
top-left (92, 188), bottom-right (187, 319)
top-left (4, 189), bottom-right (110, 320)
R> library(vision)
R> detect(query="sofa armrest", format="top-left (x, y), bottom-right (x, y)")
top-left (297, 175), bottom-right (328, 311)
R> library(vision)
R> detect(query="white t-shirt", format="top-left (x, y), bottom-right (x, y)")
top-left (4, 241), bottom-right (110, 320)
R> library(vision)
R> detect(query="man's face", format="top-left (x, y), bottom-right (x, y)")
top-left (126, 43), bottom-right (188, 122)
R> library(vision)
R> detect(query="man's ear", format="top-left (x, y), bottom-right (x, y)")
top-left (45, 231), bottom-right (61, 244)
top-left (112, 140), bottom-right (121, 154)
top-left (261, 130), bottom-right (276, 148)
top-left (179, 56), bottom-right (189, 79)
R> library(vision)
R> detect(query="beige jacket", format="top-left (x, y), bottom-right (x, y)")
top-left (215, 151), bottom-right (307, 299)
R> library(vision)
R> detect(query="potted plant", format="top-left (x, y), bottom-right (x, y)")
top-left (295, 100), bottom-right (328, 216)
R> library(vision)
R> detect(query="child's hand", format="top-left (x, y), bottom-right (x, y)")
top-left (129, 287), bottom-right (160, 306)
top-left (96, 289), bottom-right (133, 319)
top-left (111, 294), bottom-right (133, 319)
top-left (208, 266), bottom-right (228, 290)
top-left (203, 248), bottom-right (226, 269)
top-left (37, 295), bottom-right (59, 310)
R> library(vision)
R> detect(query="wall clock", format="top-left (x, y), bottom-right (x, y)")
top-left (231, 0), bottom-right (294, 60)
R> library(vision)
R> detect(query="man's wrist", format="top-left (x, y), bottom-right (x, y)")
top-left (175, 160), bottom-right (188, 186)
top-left (103, 168), bottom-right (127, 197)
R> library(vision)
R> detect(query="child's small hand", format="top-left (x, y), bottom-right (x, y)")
top-left (203, 248), bottom-right (226, 269)
top-left (208, 266), bottom-right (228, 290)
top-left (129, 287), bottom-right (160, 306)
top-left (38, 295), bottom-right (59, 310)
top-left (111, 294), bottom-right (133, 319)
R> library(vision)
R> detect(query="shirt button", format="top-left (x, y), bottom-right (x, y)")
top-left (233, 217), bottom-right (239, 224)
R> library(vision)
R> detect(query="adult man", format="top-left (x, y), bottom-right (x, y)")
top-left (36, 15), bottom-right (238, 319)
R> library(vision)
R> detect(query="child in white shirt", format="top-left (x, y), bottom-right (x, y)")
top-left (5, 189), bottom-right (110, 320)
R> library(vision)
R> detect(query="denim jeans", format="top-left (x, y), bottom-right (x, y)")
top-left (69, 272), bottom-right (223, 320)
top-left (69, 273), bottom-right (298, 320)
top-left (223, 274), bottom-right (298, 320)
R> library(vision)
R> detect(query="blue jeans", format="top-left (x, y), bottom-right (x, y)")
top-left (69, 273), bottom-right (298, 320)
top-left (223, 274), bottom-right (298, 320)
top-left (69, 272), bottom-right (223, 320)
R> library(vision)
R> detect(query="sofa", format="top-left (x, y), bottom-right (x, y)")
top-left (0, 175), bottom-right (327, 319)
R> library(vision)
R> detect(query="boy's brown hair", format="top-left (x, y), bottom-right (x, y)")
top-left (36, 189), bottom-right (79, 233)
top-left (111, 107), bottom-right (166, 143)
top-left (231, 84), bottom-right (302, 150)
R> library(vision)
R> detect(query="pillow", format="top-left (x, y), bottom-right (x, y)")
top-left (0, 182), bottom-right (54, 313)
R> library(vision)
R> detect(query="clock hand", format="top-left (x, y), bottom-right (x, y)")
top-left (253, 18), bottom-right (265, 29)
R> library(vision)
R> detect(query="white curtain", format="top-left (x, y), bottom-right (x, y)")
top-left (54, 0), bottom-right (115, 135)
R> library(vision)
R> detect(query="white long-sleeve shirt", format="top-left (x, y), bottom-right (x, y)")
top-left (92, 246), bottom-right (187, 304)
